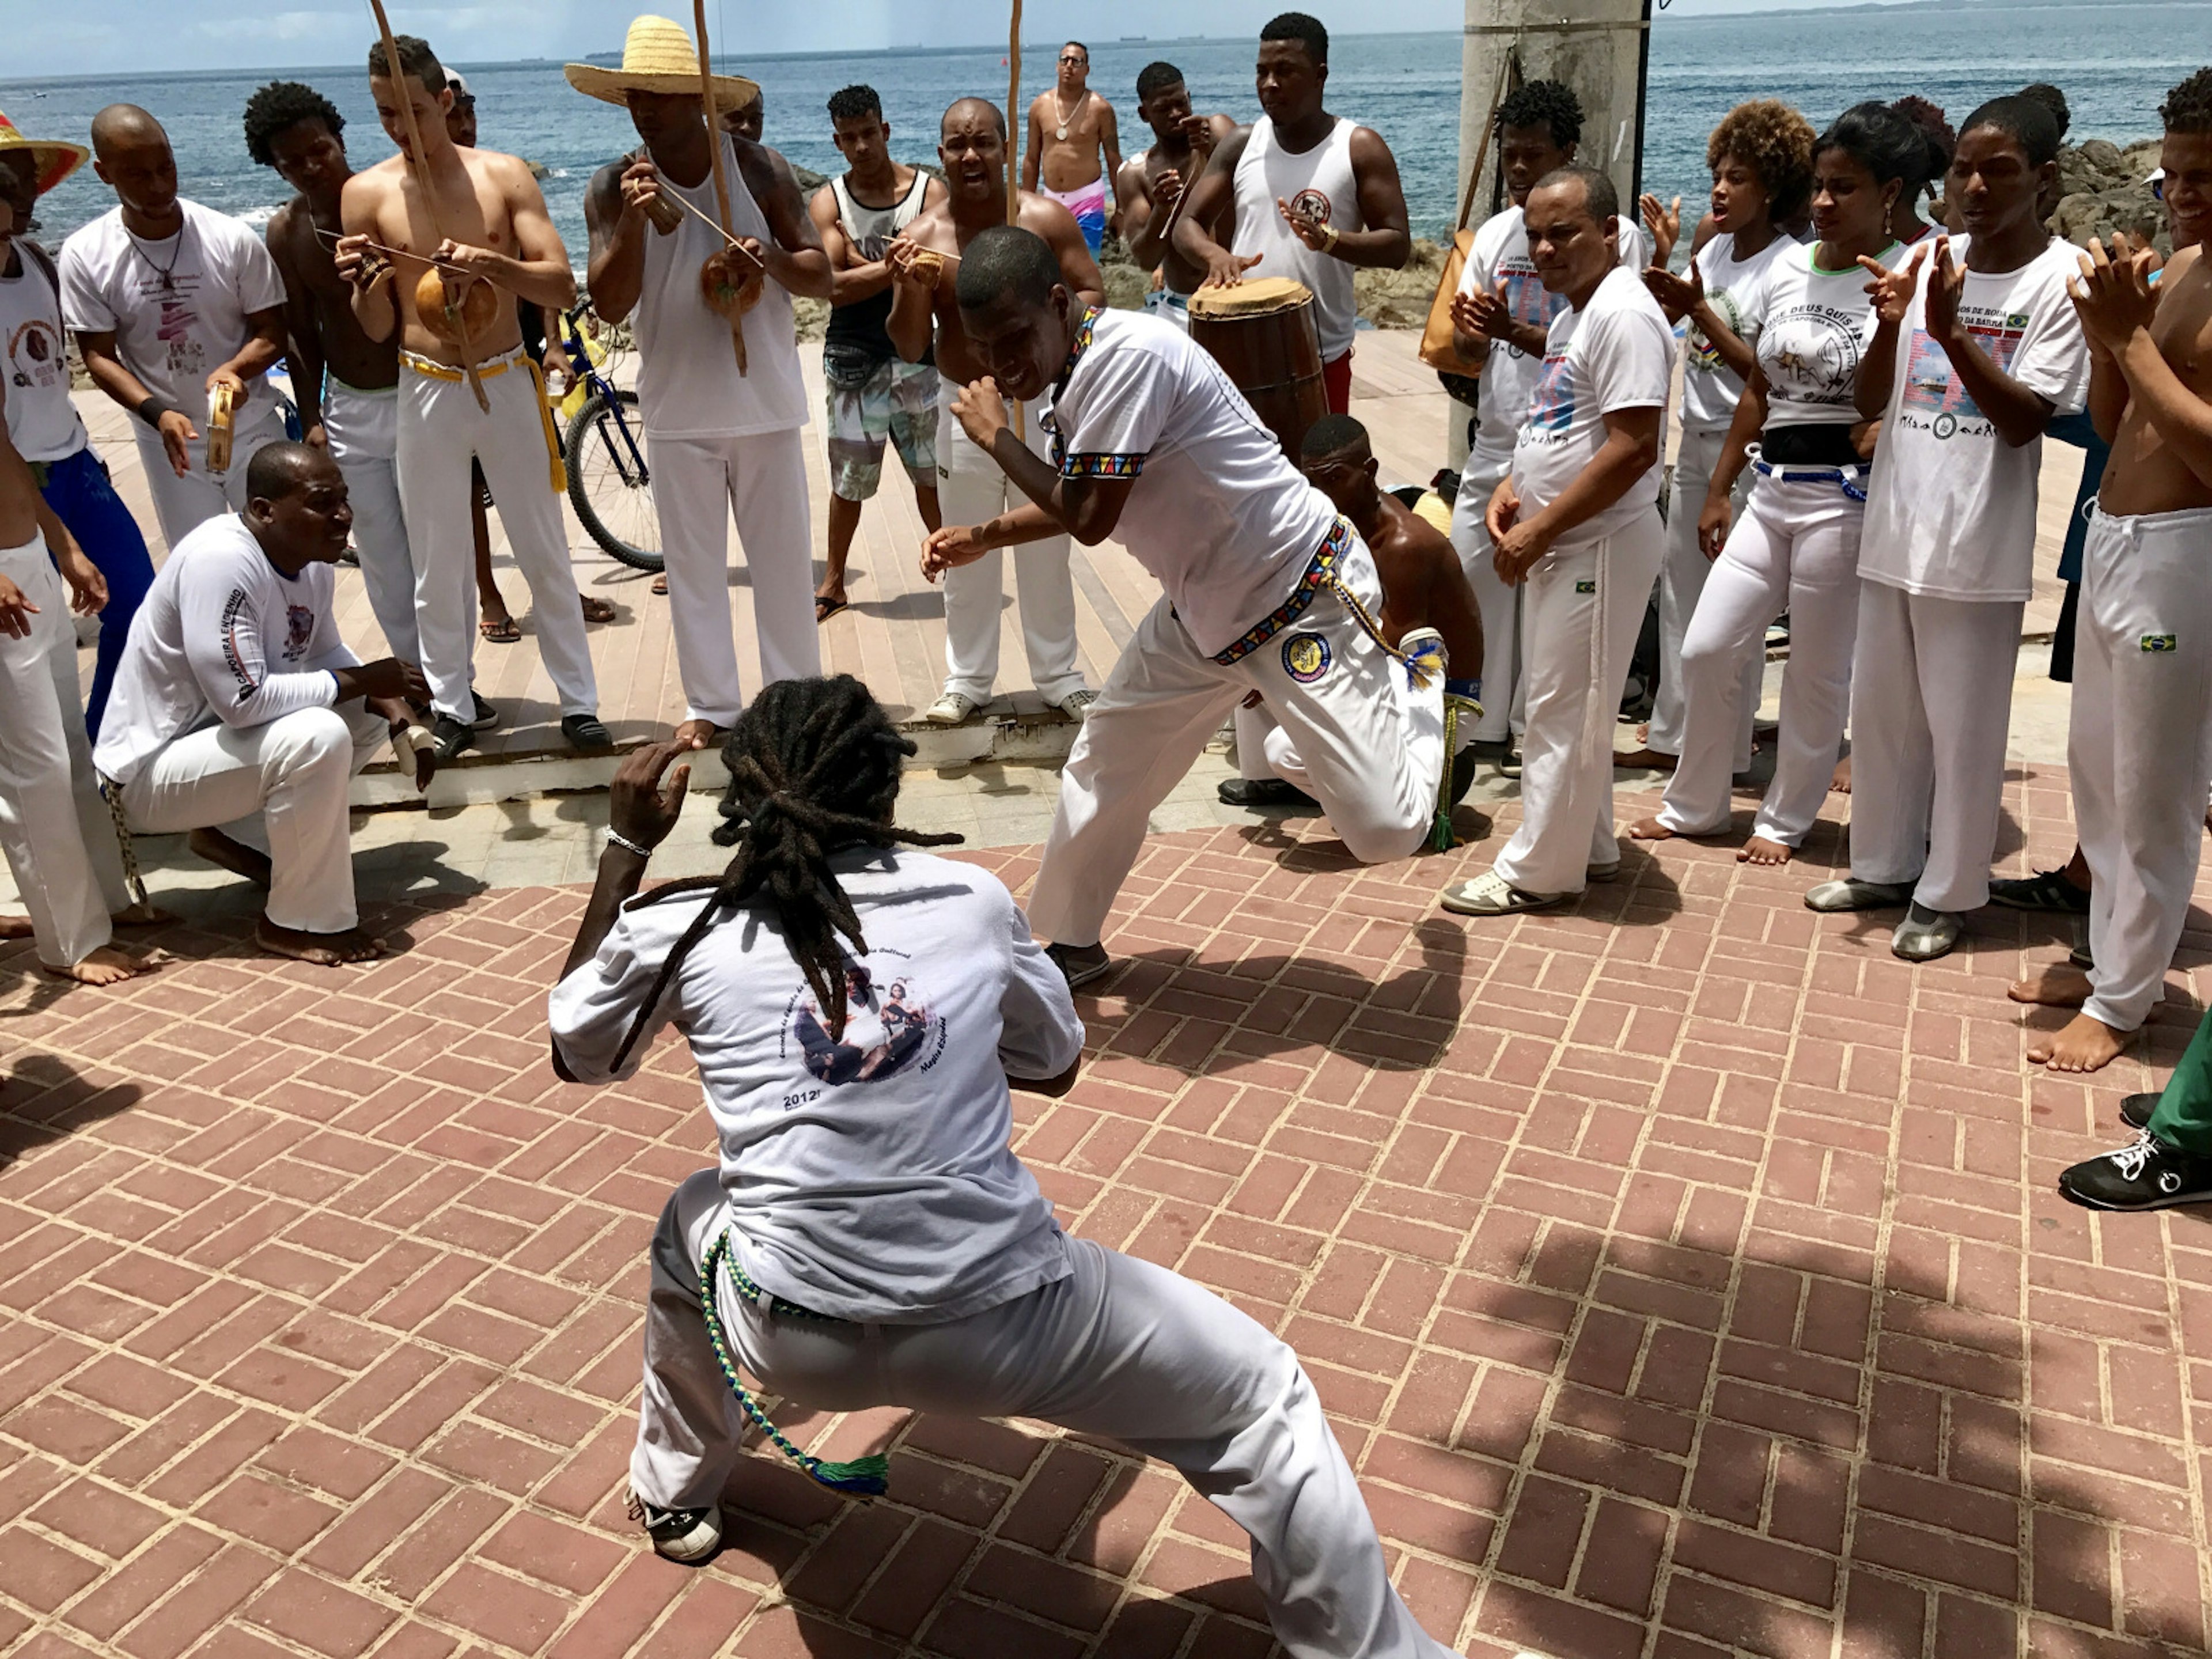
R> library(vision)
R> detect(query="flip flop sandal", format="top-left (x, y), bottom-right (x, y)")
top-left (479, 616), bottom-right (521, 643)
top-left (580, 596), bottom-right (618, 624)
top-left (816, 596), bottom-right (850, 624)
top-left (652, 574), bottom-right (668, 596)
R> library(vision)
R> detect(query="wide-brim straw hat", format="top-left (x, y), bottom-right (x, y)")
top-left (0, 111), bottom-right (89, 196)
top-left (564, 16), bottom-right (760, 111)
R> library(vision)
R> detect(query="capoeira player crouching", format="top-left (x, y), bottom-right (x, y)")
top-left (548, 677), bottom-right (1464, 1659)
top-left (93, 442), bottom-right (428, 965)
top-left (921, 226), bottom-right (1447, 987)
top-left (1439, 166), bottom-right (1675, 917)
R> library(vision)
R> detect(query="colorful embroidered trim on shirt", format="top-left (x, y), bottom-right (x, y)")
top-left (1212, 518), bottom-right (1354, 665)
top-left (1056, 306), bottom-right (1100, 385)
top-left (1061, 452), bottom-right (1145, 479)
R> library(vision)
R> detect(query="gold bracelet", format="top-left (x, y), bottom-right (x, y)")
top-left (1320, 223), bottom-right (1340, 254)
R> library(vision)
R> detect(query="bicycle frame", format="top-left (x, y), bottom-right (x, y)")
top-left (562, 307), bottom-right (651, 488)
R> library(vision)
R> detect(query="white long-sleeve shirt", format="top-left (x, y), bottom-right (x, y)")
top-left (94, 515), bottom-right (358, 785)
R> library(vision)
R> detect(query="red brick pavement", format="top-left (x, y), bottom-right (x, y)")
top-left (3, 764), bottom-right (2211, 1659)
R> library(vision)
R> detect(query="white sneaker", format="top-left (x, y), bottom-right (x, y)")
top-left (1055, 689), bottom-right (1096, 721)
top-left (627, 1490), bottom-right (721, 1563)
top-left (1438, 869), bottom-right (1563, 916)
top-left (924, 692), bottom-right (979, 726)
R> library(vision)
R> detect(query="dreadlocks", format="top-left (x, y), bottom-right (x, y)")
top-left (608, 676), bottom-right (962, 1073)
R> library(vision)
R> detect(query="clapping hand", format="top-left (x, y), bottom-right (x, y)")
top-left (1859, 241), bottom-right (1930, 327)
top-left (2067, 232), bottom-right (2162, 355)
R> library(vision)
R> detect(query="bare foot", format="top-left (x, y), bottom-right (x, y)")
top-left (0, 914), bottom-right (31, 940)
top-left (2009, 963), bottom-right (2092, 1007)
top-left (1626, 815), bottom-right (1677, 842)
top-left (112, 900), bottom-right (178, 927)
top-left (674, 718), bottom-right (724, 751)
top-left (1615, 747), bottom-right (1679, 771)
top-left (1635, 722), bottom-right (1651, 744)
top-left (1831, 756), bottom-right (1853, 794)
top-left (188, 827), bottom-right (272, 887)
top-left (2029, 1011), bottom-right (2130, 1073)
top-left (255, 916), bottom-right (386, 965)
top-left (580, 594), bottom-right (618, 624)
top-left (1738, 835), bottom-right (1793, 866)
top-left (44, 945), bottom-right (151, 987)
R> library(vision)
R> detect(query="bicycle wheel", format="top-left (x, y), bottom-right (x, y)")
top-left (565, 389), bottom-right (663, 571)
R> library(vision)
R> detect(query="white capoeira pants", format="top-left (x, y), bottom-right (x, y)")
top-left (118, 695), bottom-right (385, 934)
top-left (0, 534), bottom-right (130, 968)
top-left (396, 346), bottom-right (599, 724)
top-left (1647, 426), bottom-right (1759, 766)
top-left (1029, 534), bottom-right (1445, 947)
top-left (647, 426), bottom-right (819, 728)
top-left (1658, 470), bottom-right (1865, 846)
top-left (2070, 504), bottom-right (2212, 1032)
top-left (323, 380), bottom-right (418, 664)
top-left (1448, 460), bottom-right (1522, 745)
top-left (130, 404), bottom-right (287, 552)
top-left (1492, 509), bottom-right (1666, 897)
top-left (1237, 698), bottom-right (1478, 794)
top-left (1846, 580), bottom-right (2022, 915)
top-left (637, 1169), bottom-right (1456, 1659)
top-left (938, 382), bottom-right (1084, 705)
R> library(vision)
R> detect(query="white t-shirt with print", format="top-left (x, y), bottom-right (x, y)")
top-left (548, 849), bottom-right (1087, 1325)
top-left (1755, 238), bottom-right (1904, 428)
top-left (1043, 307), bottom-right (1338, 656)
top-left (1857, 236), bottom-right (2090, 602)
top-left (0, 248), bottom-right (89, 464)
top-left (93, 515), bottom-right (357, 786)
top-left (59, 199), bottom-right (287, 430)
top-left (1509, 264), bottom-right (1676, 552)
top-left (1678, 228), bottom-right (1797, 432)
top-left (1460, 206), bottom-right (1650, 478)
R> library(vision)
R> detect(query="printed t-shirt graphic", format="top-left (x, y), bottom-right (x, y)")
top-left (787, 955), bottom-right (944, 1086)
top-left (1899, 309), bottom-right (2030, 437)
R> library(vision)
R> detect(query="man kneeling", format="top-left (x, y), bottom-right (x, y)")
top-left (94, 442), bottom-right (425, 964)
top-left (550, 677), bottom-right (1462, 1659)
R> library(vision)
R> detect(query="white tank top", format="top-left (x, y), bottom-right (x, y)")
top-left (634, 135), bottom-right (808, 439)
top-left (1230, 115), bottom-right (1363, 361)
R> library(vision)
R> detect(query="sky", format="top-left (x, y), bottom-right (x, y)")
top-left (9, 0), bottom-right (1949, 79)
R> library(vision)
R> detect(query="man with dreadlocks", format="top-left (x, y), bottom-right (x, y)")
top-left (548, 677), bottom-right (1463, 1659)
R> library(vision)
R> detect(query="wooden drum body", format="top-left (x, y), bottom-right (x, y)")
top-left (1188, 278), bottom-right (1327, 460)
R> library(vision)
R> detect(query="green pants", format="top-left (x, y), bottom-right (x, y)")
top-left (2148, 1003), bottom-right (2212, 1152)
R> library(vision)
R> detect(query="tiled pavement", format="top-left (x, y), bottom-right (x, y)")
top-left (5, 766), bottom-right (2212, 1659)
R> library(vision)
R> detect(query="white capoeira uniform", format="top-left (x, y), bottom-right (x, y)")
top-left (321, 377), bottom-right (417, 662)
top-left (1022, 310), bottom-right (1445, 947)
top-left (93, 516), bottom-right (386, 935)
top-left (58, 200), bottom-right (289, 550)
top-left (1490, 266), bottom-right (1675, 897)
top-left (2070, 502), bottom-right (2212, 1032)
top-left (637, 133), bottom-right (817, 728)
top-left (1230, 115), bottom-right (1364, 392)
top-left (1448, 209), bottom-right (1647, 745)
top-left (548, 849), bottom-right (1456, 1659)
top-left (396, 340), bottom-right (598, 725)
top-left (1657, 240), bottom-right (1904, 846)
top-left (1646, 228), bottom-right (1793, 763)
top-left (938, 382), bottom-right (1085, 707)
top-left (1849, 237), bottom-right (2088, 913)
top-left (0, 531), bottom-right (131, 968)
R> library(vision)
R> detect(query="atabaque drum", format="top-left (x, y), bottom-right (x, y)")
top-left (1187, 276), bottom-right (1327, 460)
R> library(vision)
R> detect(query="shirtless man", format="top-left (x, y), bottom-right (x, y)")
top-left (336, 33), bottom-right (607, 762)
top-left (887, 97), bottom-right (1101, 726)
top-left (248, 80), bottom-right (422, 674)
top-left (2017, 72), bottom-right (2212, 1082)
top-left (1113, 62), bottom-right (1237, 332)
top-left (1022, 42), bottom-right (1120, 256)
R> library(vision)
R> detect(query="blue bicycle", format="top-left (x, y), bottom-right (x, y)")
top-left (558, 302), bottom-right (661, 573)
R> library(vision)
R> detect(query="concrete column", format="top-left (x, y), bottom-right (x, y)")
top-left (1456, 0), bottom-right (1653, 228)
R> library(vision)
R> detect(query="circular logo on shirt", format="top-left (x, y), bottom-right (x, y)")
top-left (1933, 412), bottom-right (1959, 441)
top-left (786, 960), bottom-right (946, 1089)
top-left (1282, 631), bottom-right (1331, 683)
top-left (1288, 187), bottom-right (1333, 226)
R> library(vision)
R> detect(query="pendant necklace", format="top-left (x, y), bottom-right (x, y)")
top-left (126, 219), bottom-right (190, 293)
top-left (1051, 90), bottom-right (1075, 142)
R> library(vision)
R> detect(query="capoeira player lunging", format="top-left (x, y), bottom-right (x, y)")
top-left (548, 675), bottom-right (1464, 1659)
top-left (920, 226), bottom-right (1448, 987)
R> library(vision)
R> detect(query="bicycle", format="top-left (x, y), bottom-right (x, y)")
top-left (556, 302), bottom-right (661, 572)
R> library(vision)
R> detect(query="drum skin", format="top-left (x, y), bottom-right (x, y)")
top-left (1188, 278), bottom-right (1327, 459)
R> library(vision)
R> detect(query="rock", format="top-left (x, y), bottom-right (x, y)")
top-left (1354, 238), bottom-right (1449, 331)
top-left (2048, 138), bottom-right (2169, 256)
top-left (792, 296), bottom-right (829, 344)
top-left (2080, 138), bottom-right (2124, 173)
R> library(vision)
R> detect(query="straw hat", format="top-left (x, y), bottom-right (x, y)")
top-left (0, 111), bottom-right (89, 196)
top-left (564, 16), bottom-right (760, 110)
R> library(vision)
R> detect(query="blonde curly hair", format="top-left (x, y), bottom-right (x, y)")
top-left (1707, 99), bottom-right (1816, 222)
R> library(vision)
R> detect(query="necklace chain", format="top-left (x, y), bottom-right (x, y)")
top-left (124, 218), bottom-right (189, 291)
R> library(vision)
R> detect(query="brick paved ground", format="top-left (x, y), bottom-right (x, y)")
top-left (3, 764), bottom-right (2211, 1659)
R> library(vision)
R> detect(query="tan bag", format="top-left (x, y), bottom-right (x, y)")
top-left (1418, 55), bottom-right (1516, 378)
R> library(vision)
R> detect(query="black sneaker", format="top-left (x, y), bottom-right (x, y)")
top-left (2120, 1093), bottom-right (2161, 1131)
top-left (471, 692), bottom-right (500, 729)
top-left (627, 1490), bottom-right (721, 1563)
top-left (430, 714), bottom-right (477, 763)
top-left (1988, 867), bottom-right (2091, 914)
top-left (1046, 941), bottom-right (1113, 990)
top-left (562, 714), bottom-right (614, 751)
top-left (1217, 777), bottom-right (1317, 808)
top-left (1498, 740), bottom-right (1522, 779)
top-left (2058, 1132), bottom-right (2212, 1211)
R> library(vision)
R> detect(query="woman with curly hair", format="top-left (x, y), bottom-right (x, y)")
top-left (1630, 101), bottom-right (1918, 869)
top-left (1888, 94), bottom-right (1956, 244)
top-left (1619, 99), bottom-right (1813, 775)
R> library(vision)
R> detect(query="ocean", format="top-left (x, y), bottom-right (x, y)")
top-left (6, 6), bottom-right (2209, 263)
